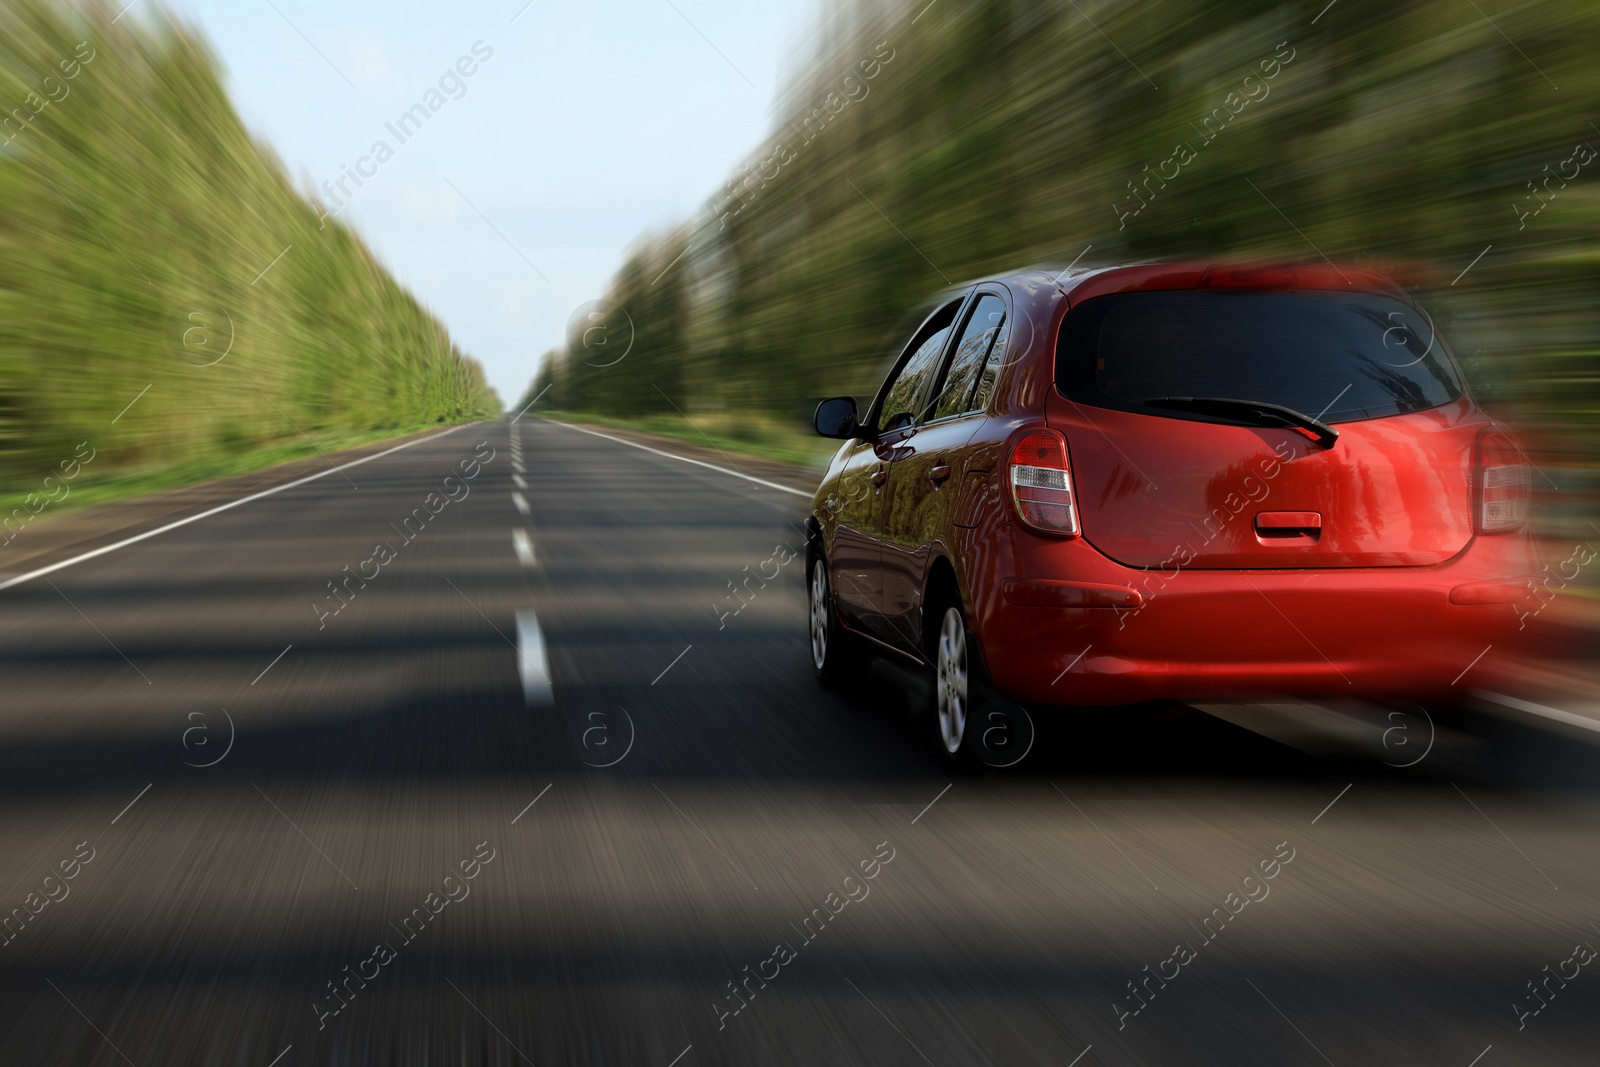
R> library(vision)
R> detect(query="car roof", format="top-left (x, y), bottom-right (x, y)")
top-left (981, 260), bottom-right (1416, 306)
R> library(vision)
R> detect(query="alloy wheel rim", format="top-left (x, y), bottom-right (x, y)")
top-left (810, 560), bottom-right (829, 671)
top-left (936, 608), bottom-right (968, 754)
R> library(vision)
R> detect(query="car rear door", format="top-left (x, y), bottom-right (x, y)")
top-left (878, 291), bottom-right (1010, 654)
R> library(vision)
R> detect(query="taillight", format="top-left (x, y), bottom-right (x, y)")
top-left (1008, 430), bottom-right (1079, 536)
top-left (1476, 431), bottom-right (1531, 533)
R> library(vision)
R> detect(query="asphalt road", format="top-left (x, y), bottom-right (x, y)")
top-left (1, 417), bottom-right (1597, 1066)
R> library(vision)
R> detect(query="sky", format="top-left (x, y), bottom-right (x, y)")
top-left (151, 0), bottom-right (811, 406)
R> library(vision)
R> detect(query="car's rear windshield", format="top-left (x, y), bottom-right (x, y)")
top-left (1056, 290), bottom-right (1465, 423)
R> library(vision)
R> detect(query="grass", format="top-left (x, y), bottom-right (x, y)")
top-left (535, 409), bottom-right (834, 470)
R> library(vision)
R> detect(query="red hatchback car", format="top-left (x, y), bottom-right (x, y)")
top-left (805, 261), bottom-right (1539, 760)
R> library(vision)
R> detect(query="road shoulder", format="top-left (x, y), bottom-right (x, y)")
top-left (0, 423), bottom-right (482, 586)
top-left (532, 417), bottom-right (820, 495)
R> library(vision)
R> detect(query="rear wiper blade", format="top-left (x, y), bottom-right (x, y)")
top-left (1141, 396), bottom-right (1339, 449)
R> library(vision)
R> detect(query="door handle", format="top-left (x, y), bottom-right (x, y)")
top-left (928, 464), bottom-right (952, 485)
top-left (1254, 511), bottom-right (1322, 542)
top-left (871, 468), bottom-right (888, 488)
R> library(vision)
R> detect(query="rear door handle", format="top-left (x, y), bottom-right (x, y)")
top-left (928, 464), bottom-right (952, 486)
top-left (1255, 511), bottom-right (1322, 531)
top-left (1255, 511), bottom-right (1322, 541)
top-left (871, 467), bottom-right (888, 488)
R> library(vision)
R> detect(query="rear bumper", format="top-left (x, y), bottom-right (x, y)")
top-left (977, 537), bottom-right (1540, 707)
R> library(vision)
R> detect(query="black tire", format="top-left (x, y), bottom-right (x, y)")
top-left (926, 597), bottom-right (1036, 770)
top-left (808, 551), bottom-right (860, 689)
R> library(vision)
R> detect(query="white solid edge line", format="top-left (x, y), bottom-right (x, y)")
top-left (1477, 690), bottom-right (1600, 735)
top-left (545, 419), bottom-right (809, 497)
top-left (0, 425), bottom-right (469, 594)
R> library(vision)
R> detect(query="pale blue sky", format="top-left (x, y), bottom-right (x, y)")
top-left (150, 0), bottom-right (811, 404)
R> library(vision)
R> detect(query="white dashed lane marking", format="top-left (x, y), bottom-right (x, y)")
top-left (516, 610), bottom-right (554, 705)
top-left (508, 425), bottom-right (545, 702)
top-left (513, 529), bottom-right (536, 568)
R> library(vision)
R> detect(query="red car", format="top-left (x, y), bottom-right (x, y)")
top-left (805, 261), bottom-right (1538, 761)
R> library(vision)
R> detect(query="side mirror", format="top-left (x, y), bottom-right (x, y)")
top-left (814, 396), bottom-right (861, 439)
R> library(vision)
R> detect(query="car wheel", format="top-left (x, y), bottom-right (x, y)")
top-left (934, 605), bottom-right (971, 758)
top-left (809, 553), bottom-right (858, 689)
top-left (925, 599), bottom-right (1033, 769)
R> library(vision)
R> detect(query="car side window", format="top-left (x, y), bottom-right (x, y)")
top-left (930, 294), bottom-right (1007, 421)
top-left (880, 327), bottom-right (951, 429)
top-left (873, 298), bottom-right (963, 430)
top-left (969, 320), bottom-right (1009, 413)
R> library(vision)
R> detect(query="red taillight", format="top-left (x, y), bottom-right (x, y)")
top-left (1476, 431), bottom-right (1531, 533)
top-left (1008, 430), bottom-right (1079, 536)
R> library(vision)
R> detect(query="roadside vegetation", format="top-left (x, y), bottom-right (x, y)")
top-left (0, 0), bottom-right (498, 518)
top-left (527, 0), bottom-right (1598, 533)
